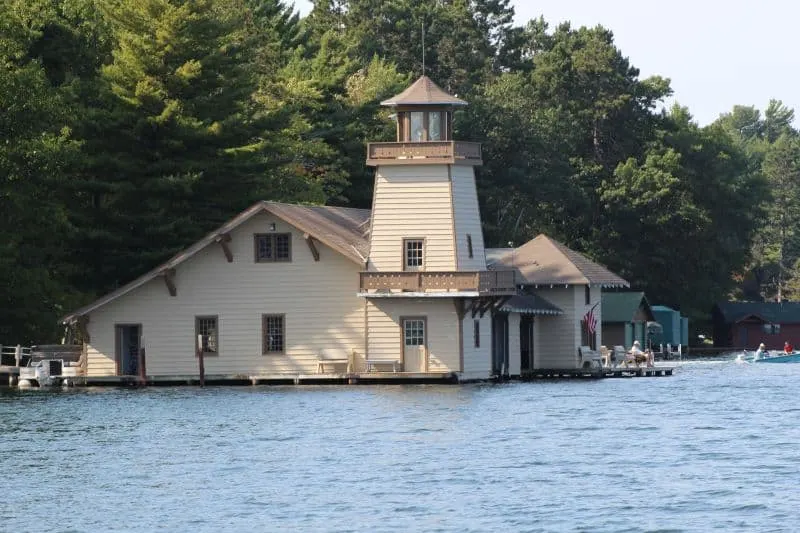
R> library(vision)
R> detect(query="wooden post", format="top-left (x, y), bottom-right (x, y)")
top-left (196, 334), bottom-right (205, 387)
top-left (138, 346), bottom-right (147, 386)
top-left (15, 345), bottom-right (21, 367)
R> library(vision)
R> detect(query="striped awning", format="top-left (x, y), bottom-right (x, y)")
top-left (500, 295), bottom-right (563, 316)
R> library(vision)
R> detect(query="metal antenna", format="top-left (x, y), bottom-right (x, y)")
top-left (422, 22), bottom-right (426, 75)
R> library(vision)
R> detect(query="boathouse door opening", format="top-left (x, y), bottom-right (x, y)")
top-left (115, 325), bottom-right (141, 376)
top-left (520, 316), bottom-right (534, 372)
top-left (492, 313), bottom-right (509, 376)
top-left (402, 317), bottom-right (427, 372)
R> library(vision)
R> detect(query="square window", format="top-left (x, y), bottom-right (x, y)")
top-left (195, 316), bottom-right (218, 355)
top-left (404, 319), bottom-right (425, 346)
top-left (255, 233), bottom-right (292, 262)
top-left (263, 314), bottom-right (285, 354)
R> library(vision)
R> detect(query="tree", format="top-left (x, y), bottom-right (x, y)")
top-left (0, 2), bottom-right (83, 342)
top-left (69, 0), bottom-right (332, 295)
top-left (760, 134), bottom-right (800, 300)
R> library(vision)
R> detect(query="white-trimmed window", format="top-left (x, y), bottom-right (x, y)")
top-left (195, 316), bottom-right (218, 356)
top-left (263, 314), bottom-right (285, 354)
top-left (404, 239), bottom-right (424, 271)
top-left (255, 233), bottom-right (291, 262)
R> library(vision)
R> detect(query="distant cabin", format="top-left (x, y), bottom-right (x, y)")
top-left (601, 292), bottom-right (655, 349)
top-left (712, 301), bottom-right (800, 350)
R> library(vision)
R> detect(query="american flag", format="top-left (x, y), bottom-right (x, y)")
top-left (584, 306), bottom-right (598, 334)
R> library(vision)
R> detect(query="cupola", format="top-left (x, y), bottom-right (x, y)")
top-left (380, 75), bottom-right (467, 142)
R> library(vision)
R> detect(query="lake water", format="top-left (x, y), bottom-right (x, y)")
top-left (3, 358), bottom-right (800, 532)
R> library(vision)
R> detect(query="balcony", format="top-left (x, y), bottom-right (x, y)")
top-left (366, 141), bottom-right (482, 166)
top-left (359, 271), bottom-right (516, 296)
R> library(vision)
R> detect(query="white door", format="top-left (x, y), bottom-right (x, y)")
top-left (402, 318), bottom-right (427, 372)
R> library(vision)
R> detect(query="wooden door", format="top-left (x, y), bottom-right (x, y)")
top-left (402, 318), bottom-right (427, 372)
top-left (520, 316), bottom-right (534, 372)
top-left (115, 325), bottom-right (141, 376)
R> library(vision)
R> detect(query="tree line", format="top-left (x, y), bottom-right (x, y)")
top-left (0, 0), bottom-right (794, 343)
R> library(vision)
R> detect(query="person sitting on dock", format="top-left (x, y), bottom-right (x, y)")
top-left (625, 340), bottom-right (649, 367)
top-left (784, 341), bottom-right (794, 354)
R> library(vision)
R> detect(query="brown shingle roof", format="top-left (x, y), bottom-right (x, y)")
top-left (62, 202), bottom-right (370, 322)
top-left (489, 234), bottom-right (629, 288)
top-left (381, 75), bottom-right (467, 107)
top-left (500, 294), bottom-right (563, 315)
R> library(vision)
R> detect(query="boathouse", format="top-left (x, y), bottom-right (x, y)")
top-left (487, 236), bottom-right (629, 375)
top-left (61, 76), bottom-right (630, 382)
top-left (712, 301), bottom-right (800, 350)
top-left (601, 291), bottom-right (655, 349)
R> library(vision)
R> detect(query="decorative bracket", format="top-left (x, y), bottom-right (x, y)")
top-left (215, 233), bottom-right (233, 262)
top-left (162, 268), bottom-right (177, 297)
top-left (304, 233), bottom-right (320, 261)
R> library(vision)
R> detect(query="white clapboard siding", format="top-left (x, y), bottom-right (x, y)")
top-left (85, 213), bottom-right (365, 376)
top-left (532, 285), bottom-right (603, 369)
top-left (451, 165), bottom-right (487, 271)
top-left (461, 313), bottom-right (492, 380)
top-left (367, 298), bottom-right (459, 372)
top-left (368, 165), bottom-right (456, 272)
top-left (533, 287), bottom-right (580, 369)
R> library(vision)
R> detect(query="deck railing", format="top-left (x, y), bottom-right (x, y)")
top-left (366, 141), bottom-right (482, 166)
top-left (359, 270), bottom-right (516, 294)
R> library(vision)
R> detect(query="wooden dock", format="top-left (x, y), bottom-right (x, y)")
top-left (5, 366), bottom-right (674, 388)
top-left (522, 366), bottom-right (674, 380)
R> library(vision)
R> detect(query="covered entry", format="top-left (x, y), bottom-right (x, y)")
top-left (498, 295), bottom-right (563, 375)
top-left (115, 324), bottom-right (141, 376)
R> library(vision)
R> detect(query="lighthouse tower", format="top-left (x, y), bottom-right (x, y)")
top-left (359, 76), bottom-right (515, 380)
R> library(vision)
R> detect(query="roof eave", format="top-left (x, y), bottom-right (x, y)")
top-left (61, 202), bottom-right (369, 323)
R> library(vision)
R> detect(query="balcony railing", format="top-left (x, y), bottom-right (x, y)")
top-left (366, 141), bottom-right (482, 166)
top-left (359, 270), bottom-right (516, 295)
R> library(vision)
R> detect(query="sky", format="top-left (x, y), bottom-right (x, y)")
top-left (291, 0), bottom-right (800, 126)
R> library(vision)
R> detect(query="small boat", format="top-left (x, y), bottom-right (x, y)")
top-left (754, 351), bottom-right (800, 363)
top-left (739, 350), bottom-right (800, 363)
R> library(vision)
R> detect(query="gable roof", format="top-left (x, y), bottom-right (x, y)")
top-left (380, 75), bottom-right (468, 107)
top-left (488, 235), bottom-right (629, 288)
top-left (602, 292), bottom-right (654, 323)
top-left (714, 301), bottom-right (800, 324)
top-left (62, 201), bottom-right (370, 323)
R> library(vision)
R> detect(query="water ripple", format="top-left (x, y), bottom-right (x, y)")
top-left (3, 360), bottom-right (800, 532)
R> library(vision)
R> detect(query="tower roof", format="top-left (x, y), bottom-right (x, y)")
top-left (381, 75), bottom-right (467, 107)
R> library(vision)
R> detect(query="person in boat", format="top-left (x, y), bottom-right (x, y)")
top-left (784, 341), bottom-right (794, 354)
top-left (754, 342), bottom-right (768, 360)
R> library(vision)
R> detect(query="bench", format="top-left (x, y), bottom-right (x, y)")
top-left (364, 358), bottom-right (401, 373)
top-left (317, 351), bottom-right (351, 374)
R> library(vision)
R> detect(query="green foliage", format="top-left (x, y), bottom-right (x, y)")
top-left (0, 0), bottom-right (790, 342)
top-left (0, 5), bottom-right (84, 342)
